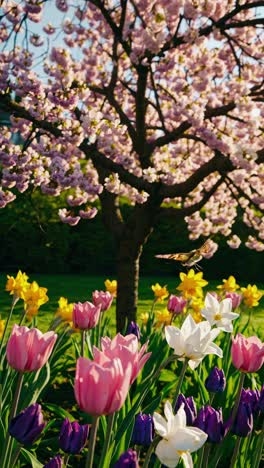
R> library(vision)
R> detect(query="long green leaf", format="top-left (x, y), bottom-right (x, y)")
top-left (20, 448), bottom-right (43, 468)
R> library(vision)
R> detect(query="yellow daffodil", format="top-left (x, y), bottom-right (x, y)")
top-left (21, 281), bottom-right (49, 319)
top-left (155, 309), bottom-right (172, 327)
top-left (140, 312), bottom-right (149, 325)
top-left (217, 275), bottom-right (239, 293)
top-left (177, 269), bottom-right (208, 299)
top-left (104, 279), bottom-right (117, 297)
top-left (0, 319), bottom-right (5, 339)
top-left (241, 284), bottom-right (263, 308)
top-left (151, 283), bottom-right (169, 302)
top-left (56, 296), bottom-right (74, 322)
top-left (189, 296), bottom-right (204, 323)
top-left (6, 271), bottom-right (29, 299)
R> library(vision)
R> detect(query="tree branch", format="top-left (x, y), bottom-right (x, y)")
top-left (158, 152), bottom-right (233, 199)
top-left (158, 176), bottom-right (225, 219)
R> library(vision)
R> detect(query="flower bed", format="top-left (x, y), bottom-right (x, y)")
top-left (0, 271), bottom-right (263, 467)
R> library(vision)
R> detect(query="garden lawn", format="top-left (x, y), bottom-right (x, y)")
top-left (0, 273), bottom-right (263, 337)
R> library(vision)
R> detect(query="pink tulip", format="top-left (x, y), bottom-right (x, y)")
top-left (6, 324), bottom-right (57, 372)
top-left (93, 333), bottom-right (151, 383)
top-left (74, 356), bottom-right (132, 415)
top-left (73, 301), bottom-right (101, 330)
top-left (225, 292), bottom-right (242, 309)
top-left (167, 295), bottom-right (187, 315)
top-left (92, 290), bottom-right (113, 311)
top-left (231, 333), bottom-right (264, 373)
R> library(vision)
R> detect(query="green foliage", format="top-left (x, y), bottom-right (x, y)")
top-left (0, 191), bottom-right (263, 280)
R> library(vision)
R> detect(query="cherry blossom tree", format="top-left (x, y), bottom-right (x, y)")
top-left (0, 0), bottom-right (263, 330)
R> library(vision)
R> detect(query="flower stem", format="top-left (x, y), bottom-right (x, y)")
top-left (99, 412), bottom-right (115, 467)
top-left (9, 444), bottom-right (22, 467)
top-left (210, 372), bottom-right (245, 467)
top-left (19, 309), bottom-right (27, 326)
top-left (202, 443), bottom-right (211, 468)
top-left (85, 415), bottom-right (99, 468)
top-left (64, 454), bottom-right (70, 467)
top-left (0, 296), bottom-right (19, 360)
top-left (142, 435), bottom-right (160, 468)
top-left (97, 313), bottom-right (102, 348)
top-left (172, 358), bottom-right (189, 411)
top-left (230, 437), bottom-right (241, 468)
top-left (251, 419), bottom-right (264, 468)
top-left (0, 372), bottom-right (24, 468)
top-left (230, 372), bottom-right (245, 427)
top-left (81, 330), bottom-right (86, 357)
top-left (9, 372), bottom-right (24, 422)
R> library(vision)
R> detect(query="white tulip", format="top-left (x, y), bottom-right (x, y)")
top-left (201, 293), bottom-right (239, 332)
top-left (153, 401), bottom-right (207, 468)
top-left (165, 314), bottom-right (223, 369)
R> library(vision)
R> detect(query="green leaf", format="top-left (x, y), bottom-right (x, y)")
top-left (194, 370), bottom-right (209, 405)
top-left (142, 393), bottom-right (162, 414)
top-left (20, 448), bottom-right (43, 468)
top-left (159, 369), bottom-right (177, 383)
top-left (44, 403), bottom-right (75, 421)
top-left (0, 416), bottom-right (5, 446)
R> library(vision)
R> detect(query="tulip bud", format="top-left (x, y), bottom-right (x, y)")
top-left (240, 388), bottom-right (260, 416)
top-left (126, 322), bottom-right (140, 340)
top-left (225, 292), bottom-right (242, 309)
top-left (194, 406), bottom-right (225, 443)
top-left (44, 455), bottom-right (63, 468)
top-left (92, 290), bottom-right (113, 311)
top-left (59, 418), bottom-right (89, 454)
top-left (114, 449), bottom-right (139, 467)
top-left (9, 403), bottom-right (45, 445)
top-left (73, 301), bottom-right (101, 330)
top-left (6, 324), bottom-right (57, 372)
top-left (175, 394), bottom-right (197, 425)
top-left (205, 367), bottom-right (226, 393)
top-left (167, 295), bottom-right (187, 315)
top-left (231, 402), bottom-right (253, 437)
top-left (131, 412), bottom-right (154, 446)
top-left (231, 334), bottom-right (264, 373)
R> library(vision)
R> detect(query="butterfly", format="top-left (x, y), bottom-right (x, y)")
top-left (155, 239), bottom-right (212, 268)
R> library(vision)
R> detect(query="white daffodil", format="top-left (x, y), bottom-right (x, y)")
top-left (201, 293), bottom-right (239, 332)
top-left (153, 401), bottom-right (207, 468)
top-left (165, 314), bottom-right (223, 369)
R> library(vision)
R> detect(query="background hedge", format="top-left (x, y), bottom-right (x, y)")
top-left (0, 190), bottom-right (263, 281)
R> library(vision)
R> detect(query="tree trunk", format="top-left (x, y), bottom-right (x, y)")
top-left (116, 239), bottom-right (142, 332)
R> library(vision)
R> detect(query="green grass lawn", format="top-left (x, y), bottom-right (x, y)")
top-left (0, 273), bottom-right (263, 336)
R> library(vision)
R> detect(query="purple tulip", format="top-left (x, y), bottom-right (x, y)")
top-left (167, 295), bottom-right (187, 315)
top-left (59, 418), bottom-right (89, 454)
top-left (205, 367), bottom-right (226, 393)
top-left (240, 388), bottom-right (260, 415)
top-left (9, 403), bottom-right (45, 445)
top-left (114, 448), bottom-right (139, 467)
top-left (231, 402), bottom-right (253, 437)
top-left (126, 322), bottom-right (141, 340)
top-left (43, 455), bottom-right (63, 468)
top-left (194, 406), bottom-right (225, 443)
top-left (175, 394), bottom-right (197, 425)
top-left (131, 412), bottom-right (154, 446)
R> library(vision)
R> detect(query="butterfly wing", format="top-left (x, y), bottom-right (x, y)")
top-left (182, 252), bottom-right (203, 266)
top-left (197, 239), bottom-right (212, 258)
top-left (155, 251), bottom-right (195, 262)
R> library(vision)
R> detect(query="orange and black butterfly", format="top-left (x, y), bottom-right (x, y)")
top-left (155, 239), bottom-right (211, 268)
